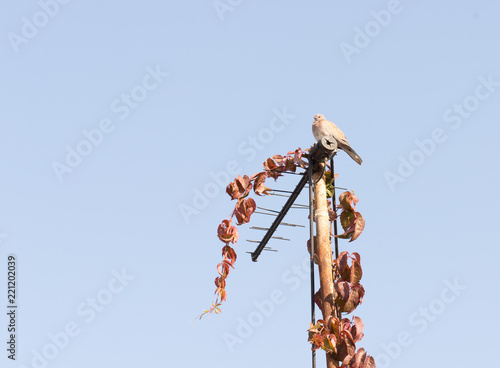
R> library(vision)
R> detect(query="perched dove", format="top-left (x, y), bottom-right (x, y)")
top-left (312, 114), bottom-right (363, 165)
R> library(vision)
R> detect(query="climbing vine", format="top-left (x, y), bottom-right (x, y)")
top-left (307, 168), bottom-right (374, 367)
top-left (198, 148), bottom-right (307, 318)
top-left (199, 146), bottom-right (375, 367)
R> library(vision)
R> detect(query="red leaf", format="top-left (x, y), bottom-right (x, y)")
top-left (337, 252), bottom-right (351, 281)
top-left (325, 316), bottom-right (340, 338)
top-left (340, 329), bottom-right (355, 347)
top-left (218, 288), bottom-right (227, 302)
top-left (272, 154), bottom-right (285, 166)
top-left (335, 232), bottom-right (353, 240)
top-left (214, 276), bottom-right (226, 289)
top-left (347, 348), bottom-right (376, 368)
top-left (328, 202), bottom-right (338, 221)
top-left (309, 333), bottom-right (324, 351)
top-left (217, 220), bottom-right (239, 244)
top-left (351, 252), bottom-right (361, 263)
top-left (307, 237), bottom-right (319, 264)
top-left (339, 191), bottom-right (358, 212)
top-left (351, 316), bottom-right (365, 343)
top-left (222, 259), bottom-right (234, 270)
top-left (290, 148), bottom-right (308, 168)
top-left (308, 320), bottom-right (324, 334)
top-left (335, 281), bottom-right (350, 303)
top-left (263, 158), bottom-right (278, 171)
top-left (216, 262), bottom-right (230, 277)
top-left (350, 255), bottom-right (363, 284)
top-left (226, 175), bottom-right (252, 200)
top-left (252, 172), bottom-right (272, 196)
top-left (323, 334), bottom-right (337, 354)
top-left (222, 245), bottom-right (237, 263)
top-left (263, 157), bottom-right (284, 180)
top-left (350, 212), bottom-right (365, 242)
top-left (364, 355), bottom-right (376, 368)
top-left (341, 283), bottom-right (365, 314)
top-left (336, 212), bottom-right (365, 242)
top-left (333, 339), bottom-right (350, 363)
top-left (234, 198), bottom-right (257, 225)
top-left (314, 290), bottom-right (323, 313)
top-left (284, 157), bottom-right (297, 172)
top-left (245, 198), bottom-right (257, 217)
top-left (340, 318), bottom-right (352, 333)
top-left (339, 211), bottom-right (353, 232)
top-left (349, 348), bottom-right (367, 368)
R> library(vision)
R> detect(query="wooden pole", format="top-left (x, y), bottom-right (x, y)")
top-left (313, 162), bottom-right (339, 368)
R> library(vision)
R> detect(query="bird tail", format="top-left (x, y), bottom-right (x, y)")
top-left (338, 143), bottom-right (363, 165)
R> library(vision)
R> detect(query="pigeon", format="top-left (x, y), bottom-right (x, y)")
top-left (312, 114), bottom-right (363, 165)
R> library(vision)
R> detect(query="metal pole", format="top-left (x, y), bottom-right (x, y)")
top-left (330, 158), bottom-right (341, 324)
top-left (308, 164), bottom-right (316, 368)
top-left (330, 157), bottom-right (339, 259)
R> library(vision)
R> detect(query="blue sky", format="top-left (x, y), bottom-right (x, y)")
top-left (1, 0), bottom-right (499, 367)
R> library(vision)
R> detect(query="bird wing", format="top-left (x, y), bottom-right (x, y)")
top-left (323, 119), bottom-right (363, 165)
top-left (324, 119), bottom-right (350, 146)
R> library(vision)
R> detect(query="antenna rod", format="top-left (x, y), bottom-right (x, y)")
top-left (250, 173), bottom-right (308, 262)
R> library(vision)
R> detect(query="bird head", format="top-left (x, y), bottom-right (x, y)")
top-left (313, 114), bottom-right (325, 121)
